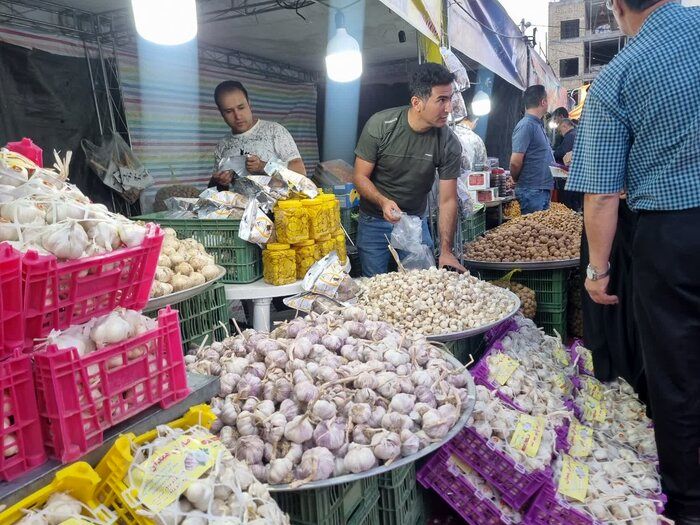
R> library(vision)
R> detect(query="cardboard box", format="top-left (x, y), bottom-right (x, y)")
top-left (475, 188), bottom-right (499, 202)
top-left (467, 171), bottom-right (490, 190)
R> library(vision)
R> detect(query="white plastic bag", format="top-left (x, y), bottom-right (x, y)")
top-left (440, 47), bottom-right (470, 92)
top-left (238, 200), bottom-right (273, 246)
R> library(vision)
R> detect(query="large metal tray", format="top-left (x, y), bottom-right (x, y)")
top-left (426, 289), bottom-right (521, 342)
top-left (465, 258), bottom-right (580, 270)
top-left (267, 352), bottom-right (477, 492)
top-left (144, 265), bottom-right (226, 312)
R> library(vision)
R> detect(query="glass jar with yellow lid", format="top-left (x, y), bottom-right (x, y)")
top-left (314, 233), bottom-right (335, 260)
top-left (319, 193), bottom-right (340, 233)
top-left (333, 230), bottom-right (347, 264)
top-left (262, 243), bottom-right (297, 285)
top-left (292, 239), bottom-right (316, 279)
top-left (274, 199), bottom-right (309, 244)
top-left (302, 197), bottom-right (331, 240)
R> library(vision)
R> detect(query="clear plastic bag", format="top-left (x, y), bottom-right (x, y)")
top-left (440, 47), bottom-right (470, 92)
top-left (391, 214), bottom-right (435, 270)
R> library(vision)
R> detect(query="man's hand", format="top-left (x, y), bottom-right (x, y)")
top-left (211, 171), bottom-right (233, 186)
top-left (563, 151), bottom-right (573, 166)
top-left (381, 200), bottom-right (402, 223)
top-left (246, 154), bottom-right (267, 175)
top-left (585, 276), bottom-right (619, 305)
top-left (438, 252), bottom-right (467, 273)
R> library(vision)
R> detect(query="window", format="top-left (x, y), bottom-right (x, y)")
top-left (560, 58), bottom-right (579, 78)
top-left (561, 19), bottom-right (580, 39)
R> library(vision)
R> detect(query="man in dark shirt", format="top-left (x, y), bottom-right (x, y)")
top-left (353, 63), bottom-right (464, 277)
top-left (554, 119), bottom-right (576, 164)
top-left (551, 106), bottom-right (570, 150)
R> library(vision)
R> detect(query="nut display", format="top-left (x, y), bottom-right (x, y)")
top-left (490, 280), bottom-right (536, 319)
top-left (466, 205), bottom-right (582, 262)
top-left (358, 268), bottom-right (519, 336)
top-left (503, 200), bottom-right (521, 219)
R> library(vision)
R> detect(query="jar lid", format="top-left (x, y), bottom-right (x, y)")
top-left (319, 194), bottom-right (336, 202)
top-left (301, 198), bottom-right (321, 207)
top-left (293, 240), bottom-right (315, 247)
top-left (318, 234), bottom-right (332, 241)
top-left (277, 199), bottom-right (302, 209)
top-left (266, 243), bottom-right (291, 251)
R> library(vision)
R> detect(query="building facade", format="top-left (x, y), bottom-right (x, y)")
top-left (548, 0), bottom-right (626, 92)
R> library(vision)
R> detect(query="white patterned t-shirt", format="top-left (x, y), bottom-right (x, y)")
top-left (213, 119), bottom-right (301, 174)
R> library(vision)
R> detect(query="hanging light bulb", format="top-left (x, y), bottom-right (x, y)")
top-left (131, 0), bottom-right (198, 46)
top-left (326, 11), bottom-right (363, 82)
top-left (471, 90), bottom-right (491, 116)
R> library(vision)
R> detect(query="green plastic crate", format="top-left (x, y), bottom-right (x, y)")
top-left (341, 207), bottom-right (359, 244)
top-left (377, 464), bottom-right (423, 525)
top-left (135, 212), bottom-right (262, 284)
top-left (349, 486), bottom-right (380, 525)
top-left (461, 207), bottom-right (486, 242)
top-left (272, 475), bottom-right (379, 525)
top-left (535, 306), bottom-right (567, 338)
top-left (444, 335), bottom-right (484, 366)
top-left (146, 284), bottom-right (229, 352)
top-left (473, 268), bottom-right (570, 311)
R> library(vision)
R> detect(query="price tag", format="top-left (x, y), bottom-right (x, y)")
top-left (510, 414), bottom-right (546, 457)
top-left (585, 378), bottom-right (604, 401)
top-left (553, 372), bottom-right (567, 392)
top-left (582, 395), bottom-right (607, 423)
top-left (136, 433), bottom-right (224, 513)
top-left (489, 354), bottom-right (520, 386)
top-left (59, 520), bottom-right (93, 525)
top-left (557, 454), bottom-right (589, 502)
top-left (567, 421), bottom-right (594, 458)
top-left (583, 351), bottom-right (594, 373)
top-left (553, 346), bottom-right (570, 366)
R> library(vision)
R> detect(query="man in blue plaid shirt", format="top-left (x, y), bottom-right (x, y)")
top-left (567, 0), bottom-right (700, 522)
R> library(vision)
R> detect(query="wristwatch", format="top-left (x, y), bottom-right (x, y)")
top-left (586, 263), bottom-right (610, 281)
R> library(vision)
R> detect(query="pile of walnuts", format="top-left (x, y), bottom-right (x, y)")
top-left (490, 280), bottom-right (537, 319)
top-left (466, 205), bottom-right (582, 262)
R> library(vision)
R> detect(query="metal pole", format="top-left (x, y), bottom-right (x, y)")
top-left (83, 40), bottom-right (104, 135)
top-left (96, 36), bottom-right (117, 134)
top-left (109, 34), bottom-right (134, 147)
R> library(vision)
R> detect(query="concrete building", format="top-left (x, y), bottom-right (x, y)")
top-left (548, 0), bottom-right (626, 91)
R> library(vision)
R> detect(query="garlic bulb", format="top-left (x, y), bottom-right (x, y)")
top-left (42, 222), bottom-right (88, 260)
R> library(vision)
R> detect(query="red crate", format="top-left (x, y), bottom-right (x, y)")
top-left (418, 449), bottom-right (519, 525)
top-left (447, 427), bottom-right (550, 511)
top-left (0, 352), bottom-right (47, 480)
top-left (33, 307), bottom-right (189, 462)
top-left (21, 223), bottom-right (163, 348)
top-left (0, 243), bottom-right (23, 356)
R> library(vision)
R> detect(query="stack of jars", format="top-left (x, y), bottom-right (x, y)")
top-left (262, 192), bottom-right (345, 285)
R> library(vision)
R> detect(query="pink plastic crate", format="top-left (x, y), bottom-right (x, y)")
top-left (0, 243), bottom-right (24, 356)
top-left (33, 307), bottom-right (189, 462)
top-left (447, 427), bottom-right (549, 510)
top-left (418, 449), bottom-right (518, 525)
top-left (0, 352), bottom-right (47, 480)
top-left (21, 223), bottom-right (163, 348)
top-left (524, 484), bottom-right (598, 525)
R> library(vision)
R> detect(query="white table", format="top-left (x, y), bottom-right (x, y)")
top-left (224, 261), bottom-right (351, 332)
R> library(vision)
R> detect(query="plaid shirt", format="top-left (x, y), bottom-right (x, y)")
top-left (566, 3), bottom-right (700, 211)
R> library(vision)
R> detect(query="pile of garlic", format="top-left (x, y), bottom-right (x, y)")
top-left (129, 425), bottom-right (288, 525)
top-left (14, 492), bottom-right (90, 525)
top-left (186, 307), bottom-right (472, 485)
top-left (0, 153), bottom-right (148, 260)
top-left (357, 268), bottom-right (519, 336)
top-left (151, 228), bottom-right (220, 298)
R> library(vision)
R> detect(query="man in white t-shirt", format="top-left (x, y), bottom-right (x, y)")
top-left (209, 80), bottom-right (306, 189)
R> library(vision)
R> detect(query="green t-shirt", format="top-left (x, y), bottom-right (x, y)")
top-left (354, 106), bottom-right (462, 218)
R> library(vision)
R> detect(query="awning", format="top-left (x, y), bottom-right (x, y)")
top-left (377, 0), bottom-right (443, 44)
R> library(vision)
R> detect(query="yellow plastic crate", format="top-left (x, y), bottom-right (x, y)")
top-left (0, 462), bottom-right (117, 525)
top-left (94, 404), bottom-right (216, 525)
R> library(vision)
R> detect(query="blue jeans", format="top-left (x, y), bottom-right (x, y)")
top-left (516, 187), bottom-right (551, 215)
top-left (357, 212), bottom-right (433, 277)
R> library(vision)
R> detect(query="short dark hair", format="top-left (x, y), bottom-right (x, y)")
top-left (523, 85), bottom-right (547, 109)
top-left (551, 107), bottom-right (569, 119)
top-left (623, 0), bottom-right (664, 11)
top-left (559, 118), bottom-right (575, 128)
top-left (214, 80), bottom-right (249, 107)
top-left (409, 63), bottom-right (455, 100)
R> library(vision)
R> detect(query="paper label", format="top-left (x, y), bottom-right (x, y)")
top-left (59, 520), bottom-right (93, 525)
top-left (567, 421), bottom-right (594, 458)
top-left (585, 378), bottom-right (604, 401)
top-left (583, 351), bottom-right (594, 372)
top-left (509, 414), bottom-right (546, 457)
top-left (582, 395), bottom-right (607, 423)
top-left (489, 353), bottom-right (520, 386)
top-left (557, 454), bottom-right (589, 502)
top-left (553, 372), bottom-right (567, 392)
top-left (553, 346), bottom-right (570, 366)
top-left (135, 434), bottom-right (224, 512)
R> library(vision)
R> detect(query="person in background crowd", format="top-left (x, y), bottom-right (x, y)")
top-left (353, 62), bottom-right (464, 277)
top-left (453, 106), bottom-right (488, 172)
top-left (209, 80), bottom-right (306, 190)
top-left (566, 1), bottom-right (700, 523)
top-left (554, 118), bottom-right (576, 165)
top-left (550, 106), bottom-right (570, 149)
top-left (509, 85), bottom-right (555, 214)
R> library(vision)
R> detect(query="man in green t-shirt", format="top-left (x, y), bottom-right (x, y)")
top-left (353, 62), bottom-right (464, 277)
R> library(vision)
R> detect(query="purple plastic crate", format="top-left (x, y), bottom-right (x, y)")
top-left (484, 318), bottom-right (519, 346)
top-left (446, 428), bottom-right (549, 511)
top-left (418, 449), bottom-right (518, 525)
top-left (471, 350), bottom-right (527, 412)
top-left (523, 484), bottom-right (598, 525)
